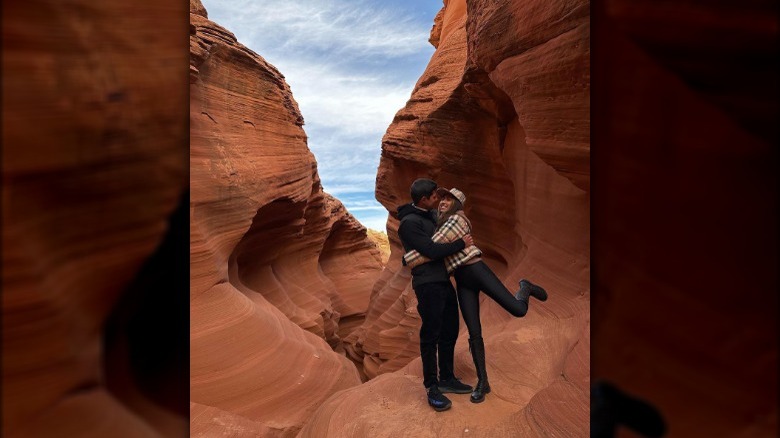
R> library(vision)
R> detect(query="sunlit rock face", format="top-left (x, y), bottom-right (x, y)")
top-left (336, 0), bottom-right (590, 434)
top-left (1, 0), bottom-right (189, 436)
top-left (189, 0), bottom-right (383, 435)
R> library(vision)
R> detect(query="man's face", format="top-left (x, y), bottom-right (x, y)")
top-left (419, 190), bottom-right (440, 210)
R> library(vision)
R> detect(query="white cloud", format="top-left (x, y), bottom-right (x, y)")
top-left (324, 183), bottom-right (376, 196)
top-left (347, 206), bottom-right (387, 212)
top-left (340, 198), bottom-right (386, 212)
top-left (200, 0), bottom-right (435, 229)
top-left (262, 58), bottom-right (413, 138)
top-left (203, 0), bottom-right (426, 137)
top-left (205, 0), bottom-right (430, 59)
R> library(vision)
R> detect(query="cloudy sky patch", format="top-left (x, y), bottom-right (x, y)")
top-left (202, 0), bottom-right (441, 231)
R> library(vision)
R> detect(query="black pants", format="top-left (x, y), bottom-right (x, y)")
top-left (413, 281), bottom-right (460, 388)
top-left (453, 261), bottom-right (527, 339)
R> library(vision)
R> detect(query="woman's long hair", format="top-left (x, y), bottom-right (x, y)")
top-left (437, 196), bottom-right (463, 228)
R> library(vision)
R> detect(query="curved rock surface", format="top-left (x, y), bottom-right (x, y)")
top-left (189, 0), bottom-right (383, 435)
top-left (337, 0), bottom-right (590, 435)
top-left (2, 1), bottom-right (189, 436)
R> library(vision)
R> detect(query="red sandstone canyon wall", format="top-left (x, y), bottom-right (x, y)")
top-left (2, 1), bottom-right (189, 436)
top-left (189, 1), bottom-right (384, 435)
top-left (328, 0), bottom-right (590, 435)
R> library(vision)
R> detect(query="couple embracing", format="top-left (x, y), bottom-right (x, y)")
top-left (397, 178), bottom-right (548, 412)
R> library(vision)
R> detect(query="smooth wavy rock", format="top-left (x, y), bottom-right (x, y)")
top-left (189, 0), bottom-right (383, 435)
top-left (1, 1), bottom-right (189, 436)
top-left (337, 0), bottom-right (590, 434)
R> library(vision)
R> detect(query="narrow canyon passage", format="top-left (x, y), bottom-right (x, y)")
top-left (3, 0), bottom-right (775, 437)
top-left (189, 0), bottom-right (590, 436)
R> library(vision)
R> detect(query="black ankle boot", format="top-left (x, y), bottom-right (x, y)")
top-left (469, 337), bottom-right (490, 403)
top-left (516, 279), bottom-right (548, 302)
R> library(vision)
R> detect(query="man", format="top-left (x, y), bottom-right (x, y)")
top-left (397, 178), bottom-right (474, 412)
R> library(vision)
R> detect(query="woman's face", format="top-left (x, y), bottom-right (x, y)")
top-left (439, 196), bottom-right (454, 212)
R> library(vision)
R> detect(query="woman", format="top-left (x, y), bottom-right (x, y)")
top-left (403, 187), bottom-right (548, 403)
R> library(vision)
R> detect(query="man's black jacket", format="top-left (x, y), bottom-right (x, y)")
top-left (397, 203), bottom-right (465, 288)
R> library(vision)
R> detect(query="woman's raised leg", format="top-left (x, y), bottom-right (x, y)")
top-left (470, 262), bottom-right (530, 317)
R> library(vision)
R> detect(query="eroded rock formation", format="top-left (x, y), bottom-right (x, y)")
top-left (189, 0), bottom-right (383, 435)
top-left (2, 1), bottom-right (189, 436)
top-left (334, 0), bottom-right (590, 435)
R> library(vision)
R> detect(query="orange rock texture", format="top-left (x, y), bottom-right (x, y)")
top-left (332, 0), bottom-right (590, 435)
top-left (366, 229), bottom-right (391, 265)
top-left (189, 0), bottom-right (384, 435)
top-left (2, 1), bottom-right (189, 436)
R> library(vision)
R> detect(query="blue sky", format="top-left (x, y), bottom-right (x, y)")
top-left (201, 0), bottom-right (442, 231)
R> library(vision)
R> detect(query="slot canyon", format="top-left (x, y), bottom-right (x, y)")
top-left (5, 0), bottom-right (774, 436)
top-left (189, 0), bottom-right (589, 435)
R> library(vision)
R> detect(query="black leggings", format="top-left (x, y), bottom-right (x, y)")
top-left (454, 261), bottom-right (527, 339)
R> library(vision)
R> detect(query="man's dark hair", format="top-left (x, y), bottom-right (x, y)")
top-left (410, 178), bottom-right (438, 204)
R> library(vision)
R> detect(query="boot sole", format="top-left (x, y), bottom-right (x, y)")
top-left (431, 402), bottom-right (452, 412)
top-left (440, 387), bottom-right (473, 394)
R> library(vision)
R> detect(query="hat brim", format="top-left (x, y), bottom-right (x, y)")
top-left (435, 187), bottom-right (454, 197)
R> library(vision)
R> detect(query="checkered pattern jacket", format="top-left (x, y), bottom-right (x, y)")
top-left (403, 211), bottom-right (482, 273)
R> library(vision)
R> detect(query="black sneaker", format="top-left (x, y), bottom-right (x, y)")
top-left (438, 377), bottom-right (473, 394)
top-left (426, 385), bottom-right (452, 412)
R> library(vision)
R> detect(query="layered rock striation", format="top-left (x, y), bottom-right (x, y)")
top-left (189, 0), bottom-right (383, 435)
top-left (334, 0), bottom-right (590, 435)
top-left (2, 1), bottom-right (189, 436)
